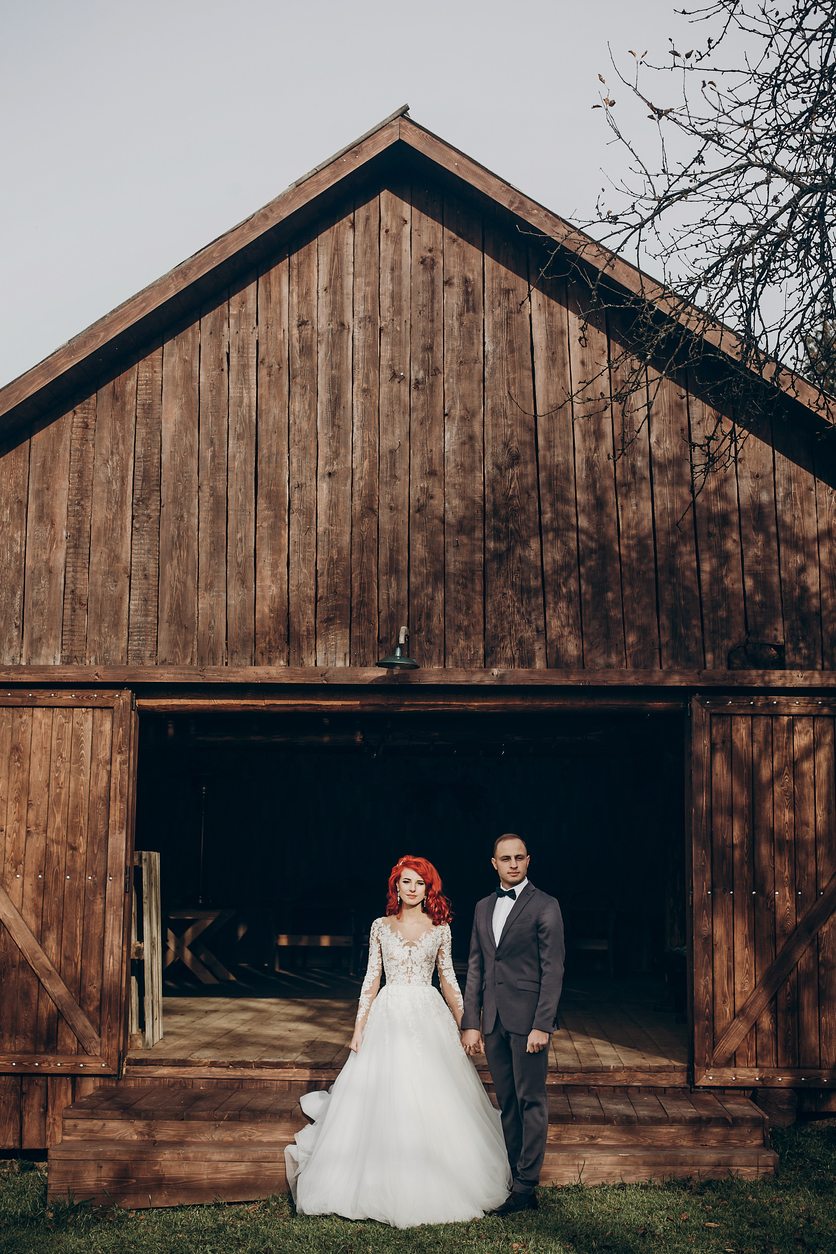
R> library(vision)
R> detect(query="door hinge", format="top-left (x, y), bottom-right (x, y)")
top-left (125, 865), bottom-right (131, 894)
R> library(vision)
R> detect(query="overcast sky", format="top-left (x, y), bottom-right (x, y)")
top-left (1, 0), bottom-right (691, 388)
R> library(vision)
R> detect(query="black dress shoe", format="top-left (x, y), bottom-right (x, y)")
top-left (491, 1190), bottom-right (537, 1216)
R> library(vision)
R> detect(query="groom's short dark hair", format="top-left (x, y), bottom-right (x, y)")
top-left (493, 833), bottom-right (529, 856)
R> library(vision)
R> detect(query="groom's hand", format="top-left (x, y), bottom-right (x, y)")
top-left (526, 1029), bottom-right (550, 1054)
top-left (461, 1029), bottom-right (484, 1055)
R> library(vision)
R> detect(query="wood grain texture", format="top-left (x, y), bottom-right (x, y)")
top-left (158, 324), bottom-right (199, 665)
top-left (710, 715), bottom-right (735, 1055)
top-left (730, 715), bottom-right (755, 1067)
top-left (0, 1077), bottom-right (20, 1149)
top-left (61, 398), bottom-right (96, 663)
top-left (350, 194), bottom-right (380, 666)
top-left (0, 436), bottom-right (29, 664)
top-left (567, 278), bottom-right (624, 668)
top-left (197, 296), bottom-right (229, 666)
top-left (409, 184), bottom-right (445, 667)
top-left (773, 715), bottom-right (799, 1067)
top-left (35, 708), bottom-right (73, 1052)
top-left (815, 719), bottom-right (836, 1075)
top-left (734, 420), bottom-right (783, 647)
top-left (255, 253), bottom-right (290, 666)
top-left (56, 710), bottom-right (93, 1057)
top-left (443, 198), bottom-right (484, 667)
top-left (530, 263), bottom-right (582, 668)
top-left (378, 184), bottom-right (411, 658)
top-left (691, 698), bottom-right (715, 1077)
top-left (752, 715), bottom-right (777, 1069)
top-left (316, 212), bottom-right (353, 666)
top-left (128, 344), bottom-right (163, 665)
top-left (227, 277), bottom-right (258, 665)
top-left (794, 716), bottom-right (819, 1068)
top-left (483, 226), bottom-right (544, 668)
top-left (814, 460), bottom-right (836, 669)
top-left (87, 366), bottom-right (137, 664)
top-left (22, 412), bottom-right (72, 664)
top-left (288, 234), bottom-right (318, 666)
top-left (774, 427), bottom-right (822, 668)
top-left (608, 333), bottom-right (658, 668)
top-left (689, 393), bottom-right (745, 669)
top-left (648, 372), bottom-right (703, 668)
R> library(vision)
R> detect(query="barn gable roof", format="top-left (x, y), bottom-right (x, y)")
top-left (0, 107), bottom-right (830, 443)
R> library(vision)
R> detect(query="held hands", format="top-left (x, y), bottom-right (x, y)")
top-left (461, 1029), bottom-right (484, 1056)
top-left (349, 1027), bottom-right (364, 1054)
top-left (526, 1029), bottom-right (550, 1054)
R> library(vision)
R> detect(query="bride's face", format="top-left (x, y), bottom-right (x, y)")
top-left (398, 870), bottom-right (426, 908)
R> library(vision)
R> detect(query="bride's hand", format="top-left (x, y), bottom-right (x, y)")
top-left (348, 1027), bottom-right (363, 1053)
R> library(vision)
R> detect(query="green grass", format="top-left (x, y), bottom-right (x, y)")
top-left (2, 1122), bottom-right (835, 1254)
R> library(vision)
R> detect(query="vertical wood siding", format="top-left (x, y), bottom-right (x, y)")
top-left (1, 176), bottom-right (833, 671)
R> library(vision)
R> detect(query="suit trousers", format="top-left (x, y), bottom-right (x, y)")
top-left (483, 1015), bottom-right (549, 1193)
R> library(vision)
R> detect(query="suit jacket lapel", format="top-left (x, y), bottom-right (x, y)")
top-left (497, 882), bottom-right (534, 948)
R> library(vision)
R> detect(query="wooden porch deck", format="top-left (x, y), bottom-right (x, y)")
top-left (126, 978), bottom-right (688, 1086)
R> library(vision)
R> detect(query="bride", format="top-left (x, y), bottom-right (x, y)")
top-left (285, 856), bottom-right (511, 1227)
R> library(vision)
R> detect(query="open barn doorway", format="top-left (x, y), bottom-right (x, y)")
top-left (129, 708), bottom-right (688, 1082)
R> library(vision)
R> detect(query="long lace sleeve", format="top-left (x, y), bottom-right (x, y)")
top-left (436, 924), bottom-right (464, 1027)
top-left (355, 919), bottom-right (383, 1032)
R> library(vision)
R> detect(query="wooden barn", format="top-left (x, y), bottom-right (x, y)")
top-left (1, 105), bottom-right (834, 1202)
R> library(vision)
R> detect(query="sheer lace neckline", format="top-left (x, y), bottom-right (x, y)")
top-left (382, 920), bottom-right (441, 948)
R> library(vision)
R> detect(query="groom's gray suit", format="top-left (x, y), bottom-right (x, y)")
top-left (463, 882), bottom-right (564, 1194)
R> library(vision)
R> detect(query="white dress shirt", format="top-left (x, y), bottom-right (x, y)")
top-left (492, 877), bottom-right (528, 946)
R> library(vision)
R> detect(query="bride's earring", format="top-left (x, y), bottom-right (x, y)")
top-left (396, 889), bottom-right (401, 905)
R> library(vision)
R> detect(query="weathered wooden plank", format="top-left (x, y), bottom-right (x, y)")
top-left (47, 1074), bottom-right (74, 1147)
top-left (689, 392), bottom-right (745, 668)
top-left (530, 262), bottom-right (582, 668)
top-left (0, 708), bottom-right (33, 1054)
top-left (79, 708), bottom-right (113, 1033)
top-left (567, 278), bottom-right (624, 668)
top-left (378, 184), bottom-right (412, 659)
top-left (158, 324), bottom-right (199, 665)
top-left (228, 277), bottom-right (258, 665)
top-left (56, 710), bottom-right (93, 1057)
top-left (350, 193), bottom-right (380, 666)
top-left (35, 709), bottom-right (73, 1052)
top-left (98, 698), bottom-right (133, 1068)
top-left (731, 716), bottom-right (755, 1067)
top-left (648, 371), bottom-right (703, 668)
top-left (691, 699), bottom-right (714, 1075)
top-left (734, 419), bottom-right (783, 650)
top-left (128, 343), bottom-right (163, 665)
top-left (409, 184), bottom-right (444, 667)
top-left (0, 1076), bottom-right (20, 1149)
top-left (773, 716), bottom-right (799, 1067)
top-left (443, 198), bottom-right (484, 667)
top-left (255, 253), bottom-right (290, 666)
top-left (316, 212), bottom-right (353, 666)
top-left (752, 716), bottom-right (777, 1069)
top-left (815, 461), bottom-right (836, 669)
top-left (815, 718), bottom-right (836, 1076)
top-left (483, 226), bottom-right (544, 668)
top-left (0, 436), bottom-right (29, 664)
top-left (20, 1076), bottom-right (47, 1149)
top-left (288, 233), bottom-right (318, 666)
top-left (794, 717), bottom-right (819, 1068)
top-left (774, 427), bottom-right (822, 668)
top-left (22, 411), bottom-right (72, 663)
top-left (197, 296), bottom-right (229, 667)
top-left (608, 329), bottom-right (658, 668)
top-left (87, 365), bottom-right (137, 664)
top-left (15, 709), bottom-right (52, 1054)
top-left (61, 397), bottom-right (97, 663)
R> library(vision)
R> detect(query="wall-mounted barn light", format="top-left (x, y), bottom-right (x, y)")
top-left (377, 625), bottom-right (419, 670)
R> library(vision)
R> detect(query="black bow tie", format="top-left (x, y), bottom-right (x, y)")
top-left (496, 887), bottom-right (517, 900)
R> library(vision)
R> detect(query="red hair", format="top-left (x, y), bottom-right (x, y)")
top-left (385, 856), bottom-right (453, 926)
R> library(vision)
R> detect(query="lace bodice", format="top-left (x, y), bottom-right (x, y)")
top-left (356, 919), bottom-right (463, 1029)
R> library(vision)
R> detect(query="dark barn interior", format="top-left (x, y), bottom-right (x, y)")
top-left (135, 709), bottom-right (686, 1006)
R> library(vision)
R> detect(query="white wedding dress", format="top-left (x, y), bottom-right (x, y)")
top-left (285, 918), bottom-right (511, 1227)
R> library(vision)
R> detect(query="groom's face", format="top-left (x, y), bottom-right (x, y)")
top-left (491, 838), bottom-right (530, 890)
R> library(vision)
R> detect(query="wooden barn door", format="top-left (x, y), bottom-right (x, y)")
top-left (691, 695), bottom-right (836, 1088)
top-left (0, 691), bottom-right (136, 1077)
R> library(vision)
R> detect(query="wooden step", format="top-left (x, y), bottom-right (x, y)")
top-left (540, 1144), bottom-right (778, 1186)
top-left (48, 1082), bottom-right (776, 1207)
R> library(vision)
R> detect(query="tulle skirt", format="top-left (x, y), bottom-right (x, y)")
top-left (285, 984), bottom-right (511, 1227)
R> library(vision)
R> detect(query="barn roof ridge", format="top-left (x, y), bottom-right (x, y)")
top-left (0, 108), bottom-right (830, 438)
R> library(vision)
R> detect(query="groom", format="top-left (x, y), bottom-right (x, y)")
top-left (461, 834), bottom-right (564, 1214)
